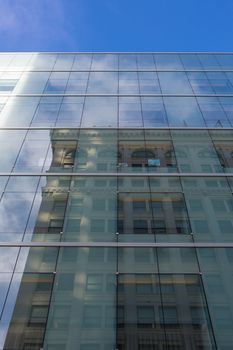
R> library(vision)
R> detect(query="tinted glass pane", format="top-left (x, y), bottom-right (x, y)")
top-left (117, 274), bottom-right (215, 350)
top-left (3, 273), bottom-right (54, 350)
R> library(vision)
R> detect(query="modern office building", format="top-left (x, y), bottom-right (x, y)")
top-left (0, 52), bottom-right (233, 349)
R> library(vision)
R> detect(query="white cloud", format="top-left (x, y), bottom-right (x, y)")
top-left (0, 0), bottom-right (78, 50)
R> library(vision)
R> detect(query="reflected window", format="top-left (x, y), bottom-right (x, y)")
top-left (214, 141), bottom-right (233, 170)
top-left (117, 274), bottom-right (215, 350)
top-left (118, 192), bottom-right (190, 235)
top-left (151, 193), bottom-right (191, 235)
top-left (4, 273), bottom-right (54, 349)
top-left (83, 305), bottom-right (102, 328)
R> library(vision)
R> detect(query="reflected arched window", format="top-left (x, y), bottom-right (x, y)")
top-left (132, 149), bottom-right (155, 158)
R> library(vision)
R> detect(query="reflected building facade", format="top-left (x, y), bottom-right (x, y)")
top-left (0, 52), bottom-right (233, 349)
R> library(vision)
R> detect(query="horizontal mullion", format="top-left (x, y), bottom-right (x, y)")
top-left (2, 93), bottom-right (233, 97)
top-left (3, 69), bottom-right (233, 73)
top-left (0, 127), bottom-right (233, 130)
top-left (4, 51), bottom-right (233, 54)
top-left (0, 172), bottom-right (232, 177)
top-left (0, 241), bottom-right (232, 248)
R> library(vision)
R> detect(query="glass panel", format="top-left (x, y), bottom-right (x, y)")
top-left (208, 74), bottom-right (233, 95)
top-left (118, 192), bottom-right (153, 237)
top-left (0, 79), bottom-right (18, 92)
top-left (158, 72), bottom-right (193, 94)
top-left (56, 97), bottom-right (84, 127)
top-left (117, 274), bottom-right (215, 349)
top-left (142, 97), bottom-right (168, 127)
top-left (15, 247), bottom-right (58, 273)
top-left (119, 97), bottom-right (142, 128)
top-left (119, 55), bottom-right (137, 69)
top-left (144, 130), bottom-right (177, 173)
top-left (0, 192), bottom-right (35, 235)
top-left (139, 71), bottom-right (161, 93)
top-left (0, 54), bottom-right (14, 69)
top-left (53, 54), bottom-right (75, 70)
top-left (3, 273), bottom-right (54, 350)
top-left (137, 54), bottom-right (156, 70)
top-left (197, 97), bottom-right (230, 127)
top-left (180, 54), bottom-right (203, 69)
top-left (149, 177), bottom-right (182, 192)
top-left (87, 72), bottom-right (118, 93)
top-left (72, 54), bottom-right (93, 70)
top-left (172, 130), bottom-right (223, 173)
top-left (91, 54), bottom-right (118, 70)
top-left (13, 138), bottom-right (50, 172)
top-left (0, 130), bottom-right (26, 171)
top-left (17, 72), bottom-right (50, 94)
top-left (0, 96), bottom-right (40, 127)
top-left (66, 72), bottom-right (88, 93)
top-left (216, 54), bottom-right (233, 69)
top-left (44, 247), bottom-right (116, 349)
top-left (74, 129), bottom-right (117, 173)
top-left (118, 177), bottom-right (150, 192)
top-left (154, 54), bottom-right (183, 70)
top-left (211, 130), bottom-right (233, 172)
top-left (119, 72), bottom-right (139, 94)
top-left (44, 72), bottom-right (68, 94)
top-left (188, 72), bottom-right (214, 94)
top-left (198, 248), bottom-right (233, 348)
top-left (63, 178), bottom-right (117, 242)
top-left (118, 129), bottom-right (146, 173)
top-left (164, 97), bottom-right (205, 127)
top-left (198, 55), bottom-right (220, 69)
top-left (151, 193), bottom-right (191, 235)
top-left (82, 97), bottom-right (117, 127)
top-left (118, 248), bottom-right (157, 274)
top-left (31, 54), bottom-right (57, 70)
top-left (182, 177), bottom-right (233, 242)
top-left (31, 98), bottom-right (60, 127)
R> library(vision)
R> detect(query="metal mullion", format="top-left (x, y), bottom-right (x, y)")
top-left (41, 269), bottom-right (57, 347)
top-left (182, 59), bottom-right (208, 128)
top-left (153, 54), bottom-right (173, 128)
top-left (198, 274), bottom-right (218, 348)
top-left (5, 68), bottom-right (233, 74)
top-left (1, 242), bottom-right (233, 247)
top-left (206, 130), bottom-right (233, 200)
top-left (204, 69), bottom-right (232, 127)
top-left (6, 93), bottom-right (233, 97)
top-left (28, 53), bottom-right (59, 127)
top-left (3, 126), bottom-right (233, 130)
top-left (6, 52), bottom-right (233, 54)
top-left (42, 174), bottom-right (74, 345)
top-left (70, 56), bottom-right (93, 172)
top-left (206, 128), bottom-right (226, 173)
top-left (137, 56), bottom-right (148, 180)
top-left (21, 176), bottom-right (42, 242)
top-left (53, 55), bottom-right (76, 127)
top-left (1, 172), bottom-right (233, 177)
top-left (41, 54), bottom-right (59, 95)
top-left (78, 54), bottom-right (93, 128)
top-left (116, 53), bottom-right (120, 350)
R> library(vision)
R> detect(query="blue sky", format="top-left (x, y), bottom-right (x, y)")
top-left (0, 0), bottom-right (233, 52)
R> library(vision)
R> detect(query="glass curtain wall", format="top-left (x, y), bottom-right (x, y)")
top-left (0, 53), bottom-right (233, 349)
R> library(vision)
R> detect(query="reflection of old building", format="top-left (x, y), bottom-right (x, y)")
top-left (117, 274), bottom-right (215, 349)
top-left (1, 53), bottom-right (233, 349)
